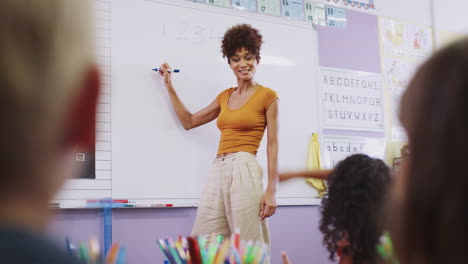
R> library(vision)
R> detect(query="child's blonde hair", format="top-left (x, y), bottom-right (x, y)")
top-left (0, 0), bottom-right (95, 193)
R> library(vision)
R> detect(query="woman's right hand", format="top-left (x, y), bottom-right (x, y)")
top-left (159, 62), bottom-right (172, 87)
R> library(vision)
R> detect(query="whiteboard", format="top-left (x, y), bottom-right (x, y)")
top-left (111, 0), bottom-right (321, 206)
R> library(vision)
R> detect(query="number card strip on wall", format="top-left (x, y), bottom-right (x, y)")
top-left (192, 0), bottom-right (334, 25)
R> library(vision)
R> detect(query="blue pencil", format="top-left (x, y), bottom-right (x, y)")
top-left (166, 238), bottom-right (183, 264)
top-left (258, 250), bottom-right (267, 264)
top-left (65, 238), bottom-right (73, 256)
top-left (115, 247), bottom-right (126, 264)
top-left (232, 246), bottom-right (242, 264)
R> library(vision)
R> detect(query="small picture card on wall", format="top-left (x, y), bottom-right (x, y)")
top-left (380, 18), bottom-right (409, 57)
top-left (407, 24), bottom-right (433, 59)
top-left (382, 57), bottom-right (410, 92)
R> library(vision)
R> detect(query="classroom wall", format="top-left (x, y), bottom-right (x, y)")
top-left (49, 206), bottom-right (334, 264)
top-left (432, 0), bottom-right (468, 47)
top-left (379, 0), bottom-right (432, 163)
top-left (432, 0), bottom-right (468, 34)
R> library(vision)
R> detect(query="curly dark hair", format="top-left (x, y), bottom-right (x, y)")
top-left (221, 24), bottom-right (263, 63)
top-left (319, 154), bottom-right (391, 264)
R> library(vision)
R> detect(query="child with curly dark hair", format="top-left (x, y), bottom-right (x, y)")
top-left (158, 24), bottom-right (279, 261)
top-left (280, 154), bottom-right (391, 264)
top-left (320, 154), bottom-right (390, 264)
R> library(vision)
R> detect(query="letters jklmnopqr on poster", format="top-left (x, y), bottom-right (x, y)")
top-left (320, 68), bottom-right (384, 132)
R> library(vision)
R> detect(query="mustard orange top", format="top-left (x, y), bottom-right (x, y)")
top-left (216, 86), bottom-right (279, 155)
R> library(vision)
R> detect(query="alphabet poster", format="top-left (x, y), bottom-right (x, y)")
top-left (320, 68), bottom-right (384, 132)
top-left (322, 135), bottom-right (386, 169)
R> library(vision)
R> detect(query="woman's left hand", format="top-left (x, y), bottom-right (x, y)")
top-left (281, 251), bottom-right (292, 264)
top-left (260, 189), bottom-right (277, 220)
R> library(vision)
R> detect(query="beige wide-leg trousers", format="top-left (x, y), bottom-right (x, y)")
top-left (192, 152), bottom-right (270, 258)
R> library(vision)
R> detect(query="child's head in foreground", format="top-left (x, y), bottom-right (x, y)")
top-left (320, 154), bottom-right (391, 264)
top-left (0, 0), bottom-right (99, 228)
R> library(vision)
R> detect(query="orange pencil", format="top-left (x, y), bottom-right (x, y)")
top-left (105, 243), bottom-right (119, 264)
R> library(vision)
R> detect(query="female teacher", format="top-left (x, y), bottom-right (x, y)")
top-left (159, 24), bottom-right (278, 250)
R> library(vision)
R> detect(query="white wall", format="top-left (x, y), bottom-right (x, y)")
top-left (432, 0), bottom-right (468, 47)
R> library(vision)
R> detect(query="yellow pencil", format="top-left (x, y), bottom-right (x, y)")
top-left (214, 239), bottom-right (230, 264)
top-left (89, 236), bottom-right (100, 264)
top-left (175, 240), bottom-right (187, 261)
